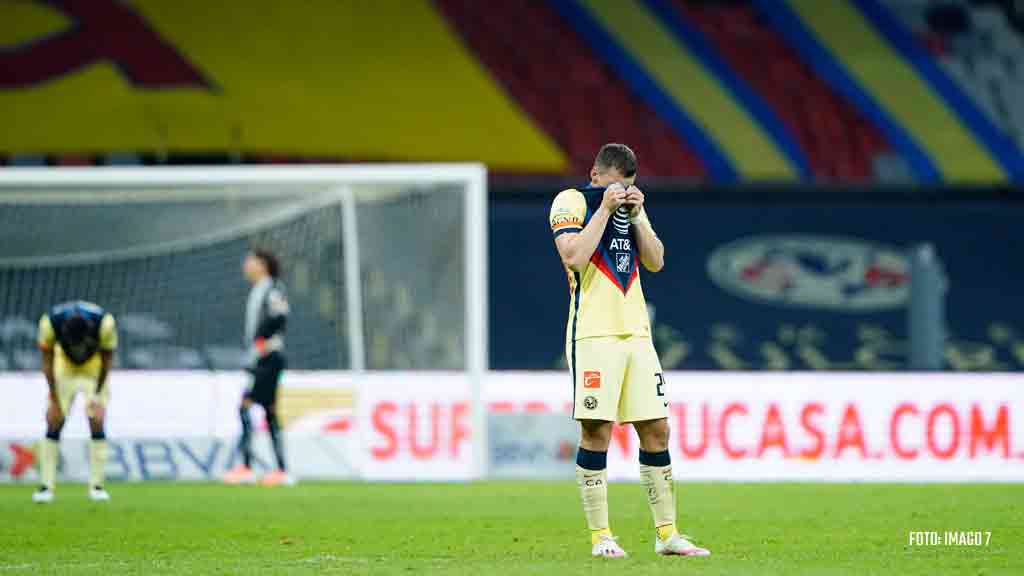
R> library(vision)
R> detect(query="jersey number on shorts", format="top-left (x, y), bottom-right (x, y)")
top-left (656, 373), bottom-right (665, 397)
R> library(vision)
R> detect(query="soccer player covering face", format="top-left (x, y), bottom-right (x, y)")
top-left (550, 144), bottom-right (710, 558)
top-left (33, 301), bottom-right (117, 503)
top-left (223, 249), bottom-right (295, 486)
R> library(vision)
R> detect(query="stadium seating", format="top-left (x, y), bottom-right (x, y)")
top-left (3, 0), bottom-right (1024, 180)
top-left (435, 0), bottom-right (707, 179)
top-left (674, 0), bottom-right (892, 181)
top-left (882, 0), bottom-right (1024, 150)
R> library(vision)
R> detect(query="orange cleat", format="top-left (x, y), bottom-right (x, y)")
top-left (260, 469), bottom-right (296, 486)
top-left (222, 464), bottom-right (255, 485)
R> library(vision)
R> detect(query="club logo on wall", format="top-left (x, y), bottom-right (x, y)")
top-left (707, 235), bottom-right (910, 311)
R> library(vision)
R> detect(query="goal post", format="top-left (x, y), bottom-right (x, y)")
top-left (0, 164), bottom-right (489, 478)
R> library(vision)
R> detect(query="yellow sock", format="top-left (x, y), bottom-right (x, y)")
top-left (656, 523), bottom-right (677, 542)
top-left (591, 528), bottom-right (613, 545)
top-left (576, 465), bottom-right (610, 543)
top-left (640, 459), bottom-right (677, 541)
top-left (89, 440), bottom-right (107, 487)
top-left (40, 439), bottom-right (58, 490)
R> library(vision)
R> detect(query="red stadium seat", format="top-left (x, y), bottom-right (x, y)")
top-left (436, 0), bottom-right (707, 179)
top-left (674, 1), bottom-right (891, 181)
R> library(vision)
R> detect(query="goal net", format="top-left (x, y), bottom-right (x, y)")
top-left (0, 165), bottom-right (488, 475)
top-left (0, 163), bottom-right (491, 477)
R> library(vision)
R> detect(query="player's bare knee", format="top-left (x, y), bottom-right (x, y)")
top-left (46, 401), bottom-right (61, 422)
top-left (45, 414), bottom-right (65, 440)
top-left (46, 419), bottom-right (64, 435)
top-left (579, 419), bottom-right (613, 451)
top-left (635, 418), bottom-right (670, 452)
top-left (45, 407), bottom-right (64, 431)
top-left (46, 412), bottom-right (64, 430)
top-left (88, 416), bottom-right (106, 438)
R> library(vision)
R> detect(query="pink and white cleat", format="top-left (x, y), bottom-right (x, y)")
top-left (656, 533), bottom-right (710, 557)
top-left (260, 470), bottom-right (297, 487)
top-left (592, 534), bottom-right (628, 558)
top-left (222, 465), bottom-right (255, 485)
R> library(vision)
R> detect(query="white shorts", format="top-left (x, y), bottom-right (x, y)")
top-left (568, 335), bottom-right (668, 423)
top-left (55, 375), bottom-right (108, 418)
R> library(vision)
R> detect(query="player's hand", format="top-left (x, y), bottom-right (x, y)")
top-left (601, 183), bottom-right (628, 213)
top-left (625, 185), bottom-right (645, 216)
top-left (255, 337), bottom-right (269, 357)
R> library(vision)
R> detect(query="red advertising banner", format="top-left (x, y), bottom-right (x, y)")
top-left (2, 371), bottom-right (1020, 482)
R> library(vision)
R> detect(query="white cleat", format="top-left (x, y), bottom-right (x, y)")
top-left (656, 532), bottom-right (710, 557)
top-left (592, 534), bottom-right (628, 558)
top-left (32, 486), bottom-right (54, 504)
top-left (88, 486), bottom-right (111, 502)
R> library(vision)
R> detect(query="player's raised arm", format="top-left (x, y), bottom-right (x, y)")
top-left (553, 184), bottom-right (628, 272)
top-left (625, 185), bottom-right (664, 273)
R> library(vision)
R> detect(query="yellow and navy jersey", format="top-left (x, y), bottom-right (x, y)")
top-left (38, 301), bottom-right (117, 376)
top-left (549, 185), bottom-right (651, 344)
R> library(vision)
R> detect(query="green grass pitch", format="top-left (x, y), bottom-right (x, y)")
top-left (2, 482), bottom-right (1022, 575)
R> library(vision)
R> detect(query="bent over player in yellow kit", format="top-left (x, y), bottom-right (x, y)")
top-left (550, 144), bottom-right (709, 558)
top-left (32, 301), bottom-right (117, 503)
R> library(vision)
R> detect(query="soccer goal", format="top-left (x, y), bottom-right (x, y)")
top-left (0, 164), bottom-right (489, 477)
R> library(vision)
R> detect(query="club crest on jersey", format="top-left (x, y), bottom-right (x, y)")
top-left (583, 370), bottom-right (601, 389)
top-left (616, 253), bottom-right (631, 273)
top-left (583, 396), bottom-right (598, 410)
